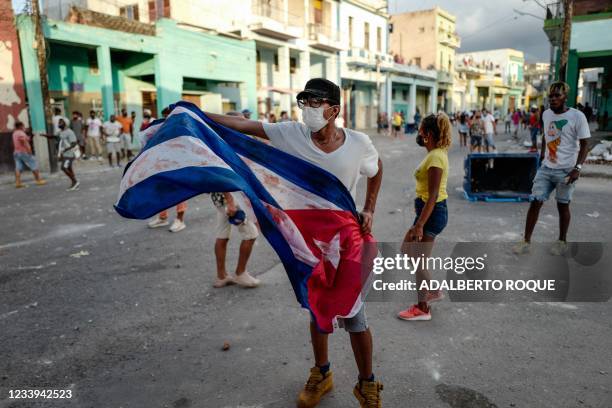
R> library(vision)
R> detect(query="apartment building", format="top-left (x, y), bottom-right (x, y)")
top-left (523, 62), bottom-right (550, 108)
top-left (455, 49), bottom-right (525, 113)
top-left (389, 7), bottom-right (460, 113)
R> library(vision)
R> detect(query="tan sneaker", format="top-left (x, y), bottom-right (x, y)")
top-left (15, 183), bottom-right (27, 188)
top-left (550, 240), bottom-right (568, 256)
top-left (296, 367), bottom-right (333, 408)
top-left (35, 179), bottom-right (47, 186)
top-left (353, 380), bottom-right (383, 408)
top-left (512, 240), bottom-right (530, 255)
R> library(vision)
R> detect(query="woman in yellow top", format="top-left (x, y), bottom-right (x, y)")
top-left (398, 113), bottom-right (451, 321)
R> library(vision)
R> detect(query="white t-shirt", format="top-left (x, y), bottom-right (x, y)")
top-left (263, 121), bottom-right (379, 199)
top-left (102, 121), bottom-right (122, 143)
top-left (86, 117), bottom-right (102, 137)
top-left (483, 114), bottom-right (496, 134)
top-left (542, 108), bottom-right (590, 169)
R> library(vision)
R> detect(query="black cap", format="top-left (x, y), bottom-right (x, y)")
top-left (297, 78), bottom-right (341, 105)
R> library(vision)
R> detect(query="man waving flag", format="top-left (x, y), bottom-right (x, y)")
top-left (116, 78), bottom-right (383, 407)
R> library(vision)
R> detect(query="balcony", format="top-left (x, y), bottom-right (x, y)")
top-left (438, 29), bottom-right (460, 48)
top-left (437, 70), bottom-right (453, 84)
top-left (308, 23), bottom-right (344, 52)
top-left (345, 48), bottom-right (394, 71)
top-left (249, 0), bottom-right (303, 40)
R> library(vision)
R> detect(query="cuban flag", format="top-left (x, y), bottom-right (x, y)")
top-left (115, 102), bottom-right (376, 333)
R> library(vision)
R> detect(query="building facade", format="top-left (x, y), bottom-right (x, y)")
top-left (544, 0), bottom-right (612, 129)
top-left (455, 49), bottom-right (525, 113)
top-left (523, 62), bottom-right (550, 109)
top-left (16, 9), bottom-right (257, 170)
top-left (389, 7), bottom-right (460, 113)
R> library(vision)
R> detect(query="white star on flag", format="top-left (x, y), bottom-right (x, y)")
top-left (313, 233), bottom-right (342, 269)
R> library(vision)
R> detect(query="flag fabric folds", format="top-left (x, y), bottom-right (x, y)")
top-left (115, 102), bottom-right (375, 333)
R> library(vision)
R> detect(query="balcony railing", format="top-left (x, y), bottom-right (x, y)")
top-left (308, 23), bottom-right (339, 42)
top-left (252, 0), bottom-right (303, 27)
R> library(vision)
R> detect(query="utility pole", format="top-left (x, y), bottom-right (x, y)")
top-left (558, 0), bottom-right (573, 81)
top-left (31, 0), bottom-right (57, 171)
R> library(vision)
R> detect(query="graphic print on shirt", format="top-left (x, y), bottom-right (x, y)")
top-left (546, 119), bottom-right (567, 163)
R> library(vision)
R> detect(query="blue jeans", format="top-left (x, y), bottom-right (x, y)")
top-left (14, 152), bottom-right (38, 172)
top-left (414, 198), bottom-right (448, 237)
top-left (531, 166), bottom-right (575, 204)
top-left (530, 127), bottom-right (539, 148)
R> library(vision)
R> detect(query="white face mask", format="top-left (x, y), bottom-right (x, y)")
top-left (302, 106), bottom-right (335, 132)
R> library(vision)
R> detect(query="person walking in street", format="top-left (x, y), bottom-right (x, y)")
top-left (414, 108), bottom-right (422, 130)
top-left (12, 121), bottom-right (46, 188)
top-left (70, 111), bottom-right (86, 160)
top-left (117, 108), bottom-right (134, 160)
top-left (204, 78), bottom-right (384, 408)
top-left (512, 108), bottom-right (521, 140)
top-left (469, 111), bottom-right (485, 153)
top-left (504, 109), bottom-right (512, 134)
top-left (52, 107), bottom-right (69, 137)
top-left (102, 114), bottom-right (122, 168)
top-left (458, 112), bottom-right (468, 148)
top-left (57, 118), bottom-right (80, 191)
top-left (513, 82), bottom-right (591, 256)
top-left (210, 192), bottom-right (261, 288)
top-left (391, 111), bottom-right (402, 138)
top-left (86, 110), bottom-right (103, 161)
top-left (482, 109), bottom-right (497, 152)
top-left (397, 113), bottom-right (451, 321)
top-left (528, 106), bottom-right (541, 153)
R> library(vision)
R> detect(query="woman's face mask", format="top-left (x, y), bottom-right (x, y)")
top-left (302, 106), bottom-right (336, 132)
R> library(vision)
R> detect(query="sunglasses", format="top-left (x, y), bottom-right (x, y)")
top-left (297, 97), bottom-right (332, 109)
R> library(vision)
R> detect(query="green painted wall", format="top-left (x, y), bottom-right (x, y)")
top-left (18, 16), bottom-right (257, 129)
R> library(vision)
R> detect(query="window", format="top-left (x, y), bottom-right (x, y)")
top-left (402, 89), bottom-right (408, 100)
top-left (273, 54), bottom-right (279, 72)
top-left (364, 22), bottom-right (370, 51)
top-left (148, 0), bottom-right (170, 21)
top-left (313, 0), bottom-right (323, 24)
top-left (440, 51), bottom-right (443, 70)
top-left (120, 4), bottom-right (139, 21)
top-left (348, 17), bottom-right (353, 48)
top-left (415, 57), bottom-right (421, 68)
top-left (392, 89), bottom-right (396, 99)
top-left (290, 57), bottom-right (297, 74)
top-left (87, 49), bottom-right (99, 75)
top-left (419, 26), bottom-right (425, 33)
top-left (376, 26), bottom-right (382, 52)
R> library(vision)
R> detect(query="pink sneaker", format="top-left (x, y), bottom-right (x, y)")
top-left (397, 304), bottom-right (431, 321)
top-left (426, 290), bottom-right (444, 303)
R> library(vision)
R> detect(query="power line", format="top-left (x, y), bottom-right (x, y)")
top-left (461, 14), bottom-right (520, 40)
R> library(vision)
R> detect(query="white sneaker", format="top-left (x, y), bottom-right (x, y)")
top-left (234, 272), bottom-right (261, 288)
top-left (67, 181), bottom-right (80, 191)
top-left (550, 240), bottom-right (568, 256)
top-left (512, 240), bottom-right (530, 255)
top-left (213, 276), bottom-right (235, 288)
top-left (97, 156), bottom-right (103, 162)
top-left (148, 216), bottom-right (169, 228)
top-left (169, 218), bottom-right (186, 233)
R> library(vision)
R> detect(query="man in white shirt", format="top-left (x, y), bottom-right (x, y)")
top-left (102, 114), bottom-right (122, 168)
top-left (514, 81), bottom-right (591, 256)
top-left (482, 108), bottom-right (497, 152)
top-left (86, 110), bottom-right (103, 161)
top-left (206, 78), bottom-right (383, 408)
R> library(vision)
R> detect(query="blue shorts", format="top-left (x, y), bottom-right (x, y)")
top-left (414, 198), bottom-right (448, 237)
top-left (531, 166), bottom-right (575, 204)
top-left (14, 152), bottom-right (38, 172)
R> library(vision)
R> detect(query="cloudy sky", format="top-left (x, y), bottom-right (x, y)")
top-left (389, 0), bottom-right (551, 63)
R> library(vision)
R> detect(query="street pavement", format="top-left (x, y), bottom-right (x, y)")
top-left (1, 126), bottom-right (611, 408)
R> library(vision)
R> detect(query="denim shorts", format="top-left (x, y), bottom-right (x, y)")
top-left (484, 133), bottom-right (496, 148)
top-left (531, 165), bottom-right (575, 204)
top-left (312, 304), bottom-right (368, 333)
top-left (14, 152), bottom-right (38, 172)
top-left (414, 198), bottom-right (448, 238)
top-left (470, 135), bottom-right (482, 147)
